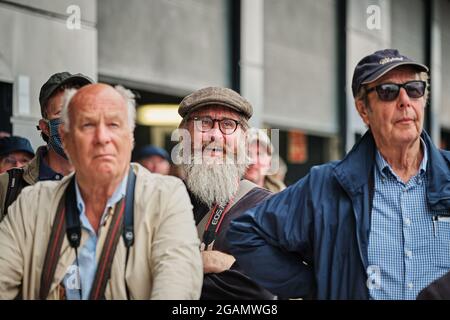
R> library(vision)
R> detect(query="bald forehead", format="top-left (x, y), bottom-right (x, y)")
top-left (69, 84), bottom-right (125, 110)
top-left (190, 105), bottom-right (242, 119)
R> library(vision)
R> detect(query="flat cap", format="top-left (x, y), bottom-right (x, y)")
top-left (178, 87), bottom-right (253, 119)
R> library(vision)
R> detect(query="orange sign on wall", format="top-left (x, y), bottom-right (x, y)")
top-left (288, 130), bottom-right (308, 164)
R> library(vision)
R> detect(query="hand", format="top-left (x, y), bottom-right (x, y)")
top-left (201, 250), bottom-right (236, 274)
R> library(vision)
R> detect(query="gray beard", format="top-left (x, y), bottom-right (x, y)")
top-left (183, 162), bottom-right (247, 208)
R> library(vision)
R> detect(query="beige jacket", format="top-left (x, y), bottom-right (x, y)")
top-left (263, 175), bottom-right (286, 193)
top-left (0, 163), bottom-right (202, 299)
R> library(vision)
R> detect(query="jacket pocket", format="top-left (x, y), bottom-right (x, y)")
top-left (432, 215), bottom-right (450, 268)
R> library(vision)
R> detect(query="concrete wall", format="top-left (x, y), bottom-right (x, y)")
top-left (346, 0), bottom-right (391, 150)
top-left (8, 0), bottom-right (97, 23)
top-left (1, 0), bottom-right (448, 152)
top-left (241, 0), bottom-right (264, 128)
top-left (0, 0), bottom-right (97, 149)
top-left (391, 0), bottom-right (425, 63)
top-left (97, 0), bottom-right (230, 96)
top-left (263, 0), bottom-right (337, 136)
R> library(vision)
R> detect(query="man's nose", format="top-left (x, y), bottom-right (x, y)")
top-left (95, 124), bottom-right (112, 144)
top-left (397, 87), bottom-right (412, 109)
top-left (206, 121), bottom-right (223, 142)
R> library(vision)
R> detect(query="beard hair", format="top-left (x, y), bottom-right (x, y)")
top-left (182, 140), bottom-right (248, 208)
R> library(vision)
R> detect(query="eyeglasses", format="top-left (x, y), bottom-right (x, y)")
top-left (366, 80), bottom-right (426, 102)
top-left (190, 116), bottom-right (241, 135)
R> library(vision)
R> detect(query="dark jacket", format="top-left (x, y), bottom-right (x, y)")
top-left (227, 130), bottom-right (450, 299)
top-left (417, 270), bottom-right (450, 299)
top-left (188, 180), bottom-right (276, 300)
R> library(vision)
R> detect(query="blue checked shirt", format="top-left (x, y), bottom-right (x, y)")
top-left (62, 175), bottom-right (128, 300)
top-left (367, 141), bottom-right (450, 299)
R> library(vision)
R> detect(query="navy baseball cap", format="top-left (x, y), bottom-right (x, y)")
top-left (0, 136), bottom-right (35, 157)
top-left (351, 49), bottom-right (429, 97)
top-left (134, 145), bottom-right (170, 162)
top-left (39, 72), bottom-right (94, 116)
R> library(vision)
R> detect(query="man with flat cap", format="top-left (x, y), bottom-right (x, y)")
top-left (0, 136), bottom-right (34, 174)
top-left (0, 72), bottom-right (93, 220)
top-left (228, 49), bottom-right (450, 300)
top-left (176, 86), bottom-right (276, 299)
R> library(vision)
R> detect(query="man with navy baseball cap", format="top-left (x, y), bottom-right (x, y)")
top-left (351, 49), bottom-right (428, 97)
top-left (228, 49), bottom-right (450, 300)
top-left (0, 136), bottom-right (34, 174)
top-left (133, 145), bottom-right (171, 175)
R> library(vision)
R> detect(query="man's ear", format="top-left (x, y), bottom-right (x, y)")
top-left (38, 119), bottom-right (49, 137)
top-left (355, 99), bottom-right (370, 126)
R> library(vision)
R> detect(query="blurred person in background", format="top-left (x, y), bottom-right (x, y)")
top-left (0, 136), bottom-right (34, 174)
top-left (133, 145), bottom-right (171, 175)
top-left (244, 128), bottom-right (286, 193)
top-left (270, 154), bottom-right (287, 185)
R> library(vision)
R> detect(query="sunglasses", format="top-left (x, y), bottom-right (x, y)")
top-left (365, 80), bottom-right (426, 102)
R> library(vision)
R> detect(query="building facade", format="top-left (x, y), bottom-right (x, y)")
top-left (0, 0), bottom-right (449, 185)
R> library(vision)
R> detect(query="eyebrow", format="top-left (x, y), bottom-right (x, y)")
top-left (79, 112), bottom-right (124, 120)
top-left (192, 115), bottom-right (239, 120)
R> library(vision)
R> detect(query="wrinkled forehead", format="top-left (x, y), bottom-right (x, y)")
top-left (69, 87), bottom-right (126, 115)
top-left (189, 105), bottom-right (242, 119)
top-left (370, 65), bottom-right (422, 86)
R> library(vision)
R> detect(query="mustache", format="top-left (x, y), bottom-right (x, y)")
top-left (192, 141), bottom-right (233, 154)
top-left (175, 139), bottom-right (248, 166)
top-left (202, 143), bottom-right (224, 152)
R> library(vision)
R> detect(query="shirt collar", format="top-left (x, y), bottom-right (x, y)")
top-left (375, 138), bottom-right (428, 179)
top-left (75, 174), bottom-right (129, 231)
top-left (38, 147), bottom-right (63, 181)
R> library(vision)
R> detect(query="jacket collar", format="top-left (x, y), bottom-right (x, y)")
top-left (22, 146), bottom-right (46, 185)
top-left (423, 131), bottom-right (450, 210)
top-left (333, 130), bottom-right (376, 196)
top-left (334, 130), bottom-right (450, 210)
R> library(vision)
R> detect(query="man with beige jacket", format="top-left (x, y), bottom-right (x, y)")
top-left (0, 83), bottom-right (202, 300)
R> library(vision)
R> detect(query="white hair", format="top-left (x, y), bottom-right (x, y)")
top-left (61, 85), bottom-right (136, 132)
top-left (115, 85), bottom-right (136, 131)
top-left (246, 127), bottom-right (273, 155)
top-left (61, 88), bottom-right (77, 132)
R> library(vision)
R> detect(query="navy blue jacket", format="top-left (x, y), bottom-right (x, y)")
top-left (227, 130), bottom-right (450, 299)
